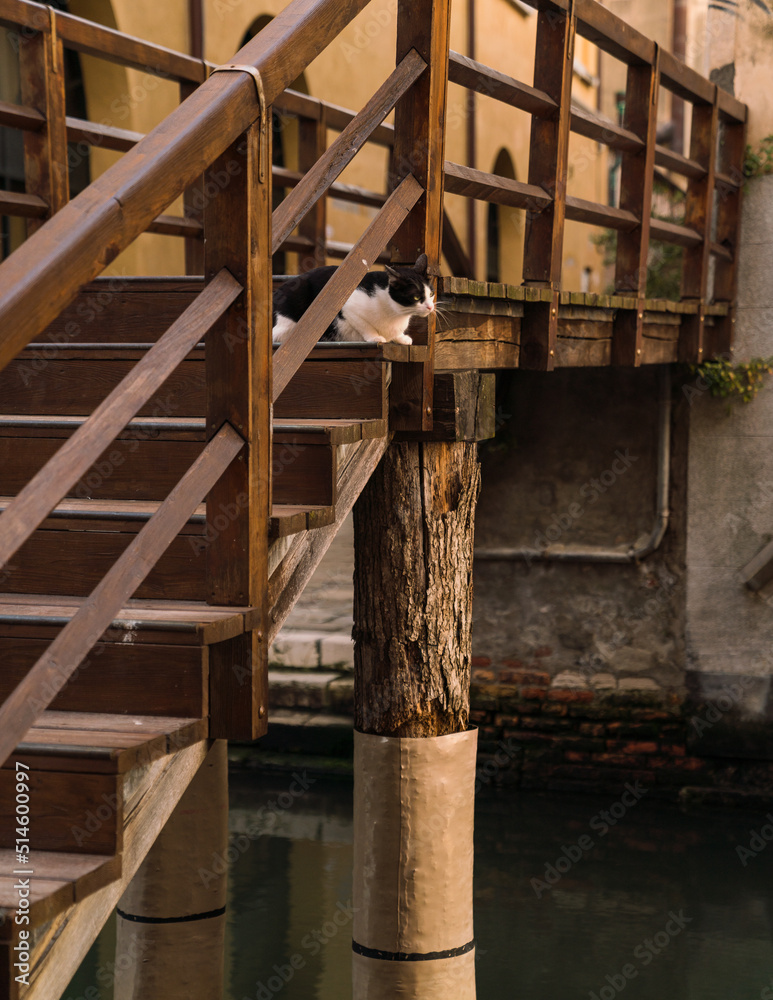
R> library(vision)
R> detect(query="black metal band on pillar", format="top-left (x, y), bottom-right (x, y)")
top-left (116, 904), bottom-right (226, 925)
top-left (352, 939), bottom-right (476, 962)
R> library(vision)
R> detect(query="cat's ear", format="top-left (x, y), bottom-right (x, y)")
top-left (414, 253), bottom-right (428, 275)
top-left (384, 265), bottom-right (401, 281)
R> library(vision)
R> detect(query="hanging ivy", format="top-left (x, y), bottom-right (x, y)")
top-left (691, 356), bottom-right (773, 403)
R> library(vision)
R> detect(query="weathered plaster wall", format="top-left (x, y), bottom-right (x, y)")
top-left (684, 178), bottom-right (773, 685)
top-left (473, 367), bottom-right (686, 696)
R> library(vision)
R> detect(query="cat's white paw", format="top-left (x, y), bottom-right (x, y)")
top-left (393, 333), bottom-right (413, 346)
top-left (364, 334), bottom-right (387, 344)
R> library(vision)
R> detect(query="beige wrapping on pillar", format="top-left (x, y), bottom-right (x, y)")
top-left (352, 728), bottom-right (477, 999)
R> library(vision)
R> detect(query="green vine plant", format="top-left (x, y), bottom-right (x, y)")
top-left (691, 356), bottom-right (773, 403)
top-left (743, 135), bottom-right (773, 182)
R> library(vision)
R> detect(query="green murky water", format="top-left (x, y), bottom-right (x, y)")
top-left (63, 770), bottom-right (773, 999)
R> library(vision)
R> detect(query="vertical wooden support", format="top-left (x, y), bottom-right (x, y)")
top-left (612, 51), bottom-right (660, 366)
top-left (18, 7), bottom-right (68, 235)
top-left (520, 0), bottom-right (575, 371)
top-left (353, 442), bottom-right (480, 736)
top-left (389, 0), bottom-right (452, 431)
top-left (352, 441), bottom-right (480, 998)
top-left (298, 110), bottom-right (328, 269)
top-left (181, 80), bottom-right (206, 276)
top-left (678, 90), bottom-right (719, 363)
top-left (706, 115), bottom-right (746, 358)
top-left (204, 122), bottom-right (271, 740)
top-left (114, 741), bottom-right (228, 1000)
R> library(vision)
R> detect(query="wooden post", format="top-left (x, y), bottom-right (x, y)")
top-left (353, 439), bottom-right (480, 736)
top-left (114, 741), bottom-right (228, 1000)
top-left (352, 439), bottom-right (480, 998)
top-left (520, 0), bottom-right (575, 371)
top-left (181, 80), bottom-right (206, 276)
top-left (204, 121), bottom-right (271, 739)
top-left (678, 89), bottom-right (719, 363)
top-left (298, 110), bottom-right (328, 269)
top-left (18, 6), bottom-right (69, 236)
top-left (706, 114), bottom-right (746, 358)
top-left (389, 0), bottom-right (452, 431)
top-left (612, 51), bottom-right (660, 366)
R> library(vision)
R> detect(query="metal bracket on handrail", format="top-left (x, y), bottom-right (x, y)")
top-left (48, 5), bottom-right (60, 75)
top-left (210, 63), bottom-right (268, 182)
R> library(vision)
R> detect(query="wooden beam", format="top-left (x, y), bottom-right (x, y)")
top-left (396, 372), bottom-right (496, 442)
top-left (521, 1), bottom-right (575, 371)
top-left (18, 9), bottom-right (68, 236)
top-left (204, 123), bottom-right (271, 740)
top-left (390, 0), bottom-right (452, 431)
top-left (612, 51), bottom-right (660, 366)
top-left (679, 89), bottom-right (719, 363)
top-left (707, 116), bottom-right (746, 358)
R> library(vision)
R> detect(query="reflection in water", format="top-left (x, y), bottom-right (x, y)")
top-left (62, 771), bottom-right (773, 999)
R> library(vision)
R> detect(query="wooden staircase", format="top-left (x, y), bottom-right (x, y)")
top-left (0, 279), bottom-right (393, 995)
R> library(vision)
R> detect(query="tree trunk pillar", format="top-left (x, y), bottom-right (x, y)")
top-left (352, 440), bottom-right (480, 999)
top-left (113, 740), bottom-right (228, 1000)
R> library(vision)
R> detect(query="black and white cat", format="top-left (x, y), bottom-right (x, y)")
top-left (272, 254), bottom-right (434, 345)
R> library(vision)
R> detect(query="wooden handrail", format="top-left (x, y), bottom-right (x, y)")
top-left (444, 161), bottom-right (551, 211)
top-left (0, 422), bottom-right (245, 769)
top-left (0, 269), bottom-right (241, 573)
top-left (272, 173), bottom-right (424, 400)
top-left (0, 0), bottom-right (374, 372)
top-left (272, 49), bottom-right (426, 253)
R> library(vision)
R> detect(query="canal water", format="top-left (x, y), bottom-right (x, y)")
top-left (63, 769), bottom-right (773, 999)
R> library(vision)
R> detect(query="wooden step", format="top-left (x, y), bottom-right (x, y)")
top-left (0, 711), bottom-right (206, 856)
top-left (0, 415), bottom-right (385, 505)
top-left (1, 341), bottom-right (393, 421)
top-left (0, 496), bottom-right (334, 600)
top-left (0, 594), bottom-right (255, 718)
top-left (0, 850), bottom-right (120, 941)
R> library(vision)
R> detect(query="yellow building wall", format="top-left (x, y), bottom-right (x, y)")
top-left (41, 0), bottom-right (610, 288)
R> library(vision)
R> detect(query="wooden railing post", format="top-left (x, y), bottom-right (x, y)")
top-left (520, 0), bottom-right (576, 371)
top-left (389, 0), bottom-right (452, 431)
top-left (298, 108), bottom-right (328, 269)
top-left (706, 115), bottom-right (746, 358)
top-left (678, 89), bottom-right (719, 363)
top-left (204, 121), bottom-right (272, 740)
top-left (18, 5), bottom-right (68, 235)
top-left (181, 79), bottom-right (206, 275)
top-left (612, 50), bottom-right (660, 366)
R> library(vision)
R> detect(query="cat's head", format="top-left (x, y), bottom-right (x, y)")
top-left (384, 254), bottom-right (435, 316)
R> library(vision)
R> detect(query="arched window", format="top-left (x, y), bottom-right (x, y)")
top-left (485, 148), bottom-right (522, 285)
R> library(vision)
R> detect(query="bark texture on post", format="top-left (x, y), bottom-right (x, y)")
top-left (353, 440), bottom-right (480, 737)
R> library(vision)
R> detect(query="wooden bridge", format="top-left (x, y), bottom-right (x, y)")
top-left (0, 0), bottom-right (746, 994)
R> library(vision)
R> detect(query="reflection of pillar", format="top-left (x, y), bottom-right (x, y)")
top-left (114, 740), bottom-right (228, 1000)
top-left (352, 441), bottom-right (481, 998)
